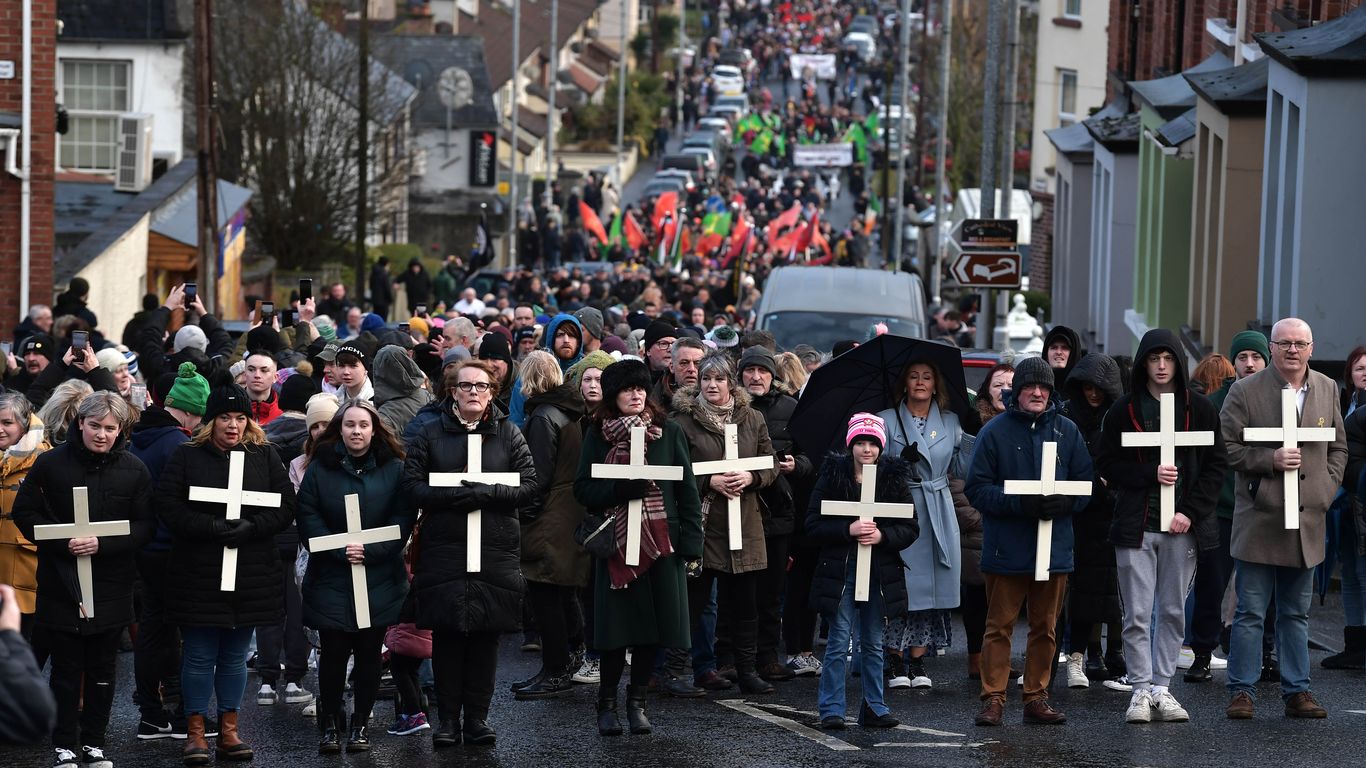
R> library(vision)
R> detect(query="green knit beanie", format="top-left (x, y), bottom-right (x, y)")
top-left (1229, 330), bottom-right (1270, 365)
top-left (164, 362), bottom-right (210, 416)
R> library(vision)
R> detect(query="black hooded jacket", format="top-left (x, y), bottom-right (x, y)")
top-left (1043, 325), bottom-right (1085, 390)
top-left (1095, 329), bottom-right (1228, 550)
top-left (1063, 353), bottom-right (1124, 451)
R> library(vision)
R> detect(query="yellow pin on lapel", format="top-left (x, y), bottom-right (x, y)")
top-left (930, 431), bottom-right (937, 439)
top-left (1318, 417), bottom-right (1325, 427)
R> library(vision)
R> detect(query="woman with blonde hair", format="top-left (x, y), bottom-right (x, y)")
top-left (156, 385), bottom-right (296, 766)
top-left (38, 380), bottom-right (94, 447)
top-left (774, 352), bottom-right (808, 392)
top-left (0, 392), bottom-right (49, 643)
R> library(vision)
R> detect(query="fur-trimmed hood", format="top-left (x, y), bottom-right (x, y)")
top-left (670, 383), bottom-right (753, 418)
top-left (816, 452), bottom-right (916, 504)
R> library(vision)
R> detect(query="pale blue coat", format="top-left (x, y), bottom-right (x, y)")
top-left (876, 401), bottom-right (974, 611)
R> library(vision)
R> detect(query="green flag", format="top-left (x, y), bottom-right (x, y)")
top-left (702, 211), bottom-right (732, 236)
top-left (773, 132), bottom-right (787, 157)
top-left (601, 212), bottom-right (622, 258)
top-left (869, 187), bottom-right (882, 214)
top-left (750, 128), bottom-right (773, 155)
top-left (844, 123), bottom-right (867, 163)
top-left (864, 111), bottom-right (879, 136)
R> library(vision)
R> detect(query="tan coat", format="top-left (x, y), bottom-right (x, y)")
top-left (1221, 366), bottom-right (1347, 568)
top-left (0, 415), bottom-right (49, 613)
top-left (672, 386), bottom-right (777, 574)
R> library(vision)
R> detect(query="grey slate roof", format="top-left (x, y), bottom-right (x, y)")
top-left (1084, 111), bottom-right (1142, 152)
top-left (1185, 57), bottom-right (1271, 116)
top-left (150, 178), bottom-right (253, 247)
top-left (1257, 5), bottom-right (1366, 77)
top-left (57, 0), bottom-right (192, 41)
top-left (377, 34), bottom-right (500, 129)
top-left (1154, 107), bottom-right (1198, 147)
top-left (1045, 99), bottom-right (1128, 157)
top-left (1128, 52), bottom-right (1231, 118)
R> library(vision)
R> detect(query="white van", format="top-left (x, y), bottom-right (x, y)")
top-left (754, 266), bottom-right (927, 352)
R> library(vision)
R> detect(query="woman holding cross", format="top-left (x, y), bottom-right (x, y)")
top-left (297, 399), bottom-right (416, 753)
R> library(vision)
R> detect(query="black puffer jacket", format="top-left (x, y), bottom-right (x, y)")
top-left (804, 454), bottom-right (920, 618)
top-left (1061, 352), bottom-right (1123, 625)
top-left (135, 308), bottom-right (236, 387)
top-left (401, 403), bottom-right (539, 633)
top-left (156, 440), bottom-right (296, 628)
top-left (521, 383), bottom-right (589, 587)
top-left (12, 432), bottom-right (155, 634)
top-left (750, 384), bottom-right (814, 537)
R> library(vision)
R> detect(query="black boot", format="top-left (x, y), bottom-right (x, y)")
top-left (1322, 626), bottom-right (1366, 670)
top-left (857, 700), bottom-right (900, 728)
top-left (317, 714), bottom-right (341, 755)
top-left (1184, 652), bottom-right (1213, 683)
top-left (597, 692), bottom-right (623, 737)
top-left (345, 713), bottom-right (370, 753)
top-left (625, 685), bottom-right (652, 734)
top-left (510, 668), bottom-right (546, 693)
top-left (463, 718), bottom-right (496, 746)
top-left (515, 668), bottom-right (574, 700)
top-left (736, 670), bottom-right (775, 694)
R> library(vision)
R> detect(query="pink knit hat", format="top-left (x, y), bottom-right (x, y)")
top-left (846, 412), bottom-right (887, 449)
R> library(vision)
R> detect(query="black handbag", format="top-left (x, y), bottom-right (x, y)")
top-left (574, 512), bottom-right (619, 559)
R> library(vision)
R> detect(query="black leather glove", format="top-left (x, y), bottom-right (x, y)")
top-left (614, 479), bottom-right (652, 502)
top-left (1038, 495), bottom-right (1070, 521)
top-left (900, 442), bottom-right (921, 465)
top-left (218, 519), bottom-right (256, 548)
top-left (1018, 496), bottom-right (1042, 518)
top-left (461, 480), bottom-right (497, 506)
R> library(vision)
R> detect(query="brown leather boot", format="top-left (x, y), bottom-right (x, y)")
top-left (215, 711), bottom-right (254, 761)
top-left (181, 714), bottom-right (211, 767)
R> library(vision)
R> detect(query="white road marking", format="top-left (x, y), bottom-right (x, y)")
top-left (716, 699), bottom-right (860, 751)
top-left (892, 723), bottom-right (968, 737)
top-left (1346, 710), bottom-right (1366, 715)
top-left (874, 742), bottom-right (994, 748)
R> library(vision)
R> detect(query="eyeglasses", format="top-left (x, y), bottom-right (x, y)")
top-left (1270, 340), bottom-right (1312, 351)
top-left (654, 340), bottom-right (675, 349)
top-left (454, 382), bottom-right (492, 393)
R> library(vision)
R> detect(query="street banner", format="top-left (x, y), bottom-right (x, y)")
top-left (793, 143), bottom-right (854, 167)
top-left (789, 53), bottom-right (837, 80)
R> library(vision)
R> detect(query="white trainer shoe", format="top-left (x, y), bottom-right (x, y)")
top-left (1066, 652), bottom-right (1089, 688)
top-left (256, 684), bottom-right (277, 705)
top-left (1150, 690), bottom-right (1190, 722)
top-left (283, 682), bottom-right (314, 704)
top-left (1126, 690), bottom-right (1154, 723)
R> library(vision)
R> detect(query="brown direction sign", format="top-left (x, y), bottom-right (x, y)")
top-left (949, 250), bottom-right (1022, 288)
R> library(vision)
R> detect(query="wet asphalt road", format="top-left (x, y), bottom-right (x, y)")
top-left (4, 591), bottom-right (1364, 768)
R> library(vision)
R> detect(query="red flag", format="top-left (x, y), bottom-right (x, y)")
top-left (695, 233), bottom-right (724, 256)
top-left (579, 201), bottom-right (608, 244)
top-left (726, 215), bottom-right (751, 261)
top-left (796, 210), bottom-right (821, 254)
top-left (652, 191), bottom-right (678, 232)
top-left (771, 203), bottom-right (802, 233)
top-left (624, 213), bottom-right (647, 250)
top-left (809, 222), bottom-right (833, 264)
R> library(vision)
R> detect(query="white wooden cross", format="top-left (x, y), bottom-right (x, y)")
top-left (690, 423), bottom-right (776, 551)
top-left (818, 463), bottom-right (916, 601)
top-left (1243, 388), bottom-right (1337, 530)
top-left (307, 494), bottom-right (402, 629)
top-left (1003, 442), bottom-right (1092, 581)
top-left (1121, 392), bottom-right (1215, 531)
top-left (188, 451), bottom-right (283, 591)
top-left (429, 433), bottom-right (521, 572)
top-left (31, 487), bottom-right (130, 619)
top-left (590, 426), bottom-right (684, 566)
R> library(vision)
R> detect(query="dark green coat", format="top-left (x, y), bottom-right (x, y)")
top-left (297, 444), bottom-right (415, 632)
top-left (574, 419), bottom-right (702, 650)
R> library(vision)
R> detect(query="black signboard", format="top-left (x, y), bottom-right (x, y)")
top-left (959, 218), bottom-right (1019, 250)
top-left (470, 130), bottom-right (496, 187)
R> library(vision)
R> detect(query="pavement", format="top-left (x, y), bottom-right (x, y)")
top-left (4, 589), bottom-right (1363, 768)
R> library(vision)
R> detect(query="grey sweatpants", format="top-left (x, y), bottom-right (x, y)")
top-left (1115, 531), bottom-right (1198, 689)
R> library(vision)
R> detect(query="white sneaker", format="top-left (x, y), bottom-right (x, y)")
top-left (1126, 690), bottom-right (1154, 723)
top-left (1176, 647), bottom-right (1195, 669)
top-left (1058, 652), bottom-right (1069, 664)
top-left (81, 746), bottom-right (113, 768)
top-left (53, 748), bottom-right (79, 767)
top-left (1208, 653), bottom-right (1228, 670)
top-left (1150, 690), bottom-right (1190, 722)
top-left (256, 684), bottom-right (277, 705)
top-left (1066, 652), bottom-right (1089, 688)
top-left (572, 657), bottom-right (601, 684)
top-left (888, 674), bottom-right (912, 689)
top-left (301, 701), bottom-right (317, 717)
top-left (1103, 674), bottom-right (1134, 692)
top-left (283, 682), bottom-right (314, 704)
top-left (909, 673), bottom-right (932, 689)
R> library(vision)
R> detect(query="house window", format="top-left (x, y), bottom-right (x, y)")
top-left (1063, 0), bottom-right (1082, 19)
top-left (1058, 69), bottom-right (1078, 127)
top-left (60, 59), bottom-right (131, 172)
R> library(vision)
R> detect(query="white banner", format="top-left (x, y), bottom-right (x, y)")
top-left (793, 143), bottom-right (854, 167)
top-left (789, 53), bottom-right (838, 80)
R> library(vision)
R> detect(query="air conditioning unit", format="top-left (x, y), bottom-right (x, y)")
top-left (114, 113), bottom-right (154, 193)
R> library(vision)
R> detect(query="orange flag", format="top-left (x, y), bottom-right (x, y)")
top-left (579, 201), bottom-right (608, 244)
top-left (624, 213), bottom-right (647, 250)
top-left (653, 191), bottom-right (679, 232)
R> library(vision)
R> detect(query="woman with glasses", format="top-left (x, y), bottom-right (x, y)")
top-left (401, 360), bottom-right (538, 748)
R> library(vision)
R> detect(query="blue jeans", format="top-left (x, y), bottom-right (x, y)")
top-left (1340, 512), bottom-right (1366, 625)
top-left (181, 626), bottom-right (254, 716)
top-left (817, 558), bottom-right (888, 719)
top-left (1227, 560), bottom-right (1313, 699)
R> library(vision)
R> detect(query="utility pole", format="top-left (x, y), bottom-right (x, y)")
top-left (194, 0), bottom-right (219, 314)
top-left (890, 0), bottom-right (913, 273)
top-left (675, 0), bottom-right (686, 133)
top-left (354, 0), bottom-right (369, 302)
top-left (545, 0), bottom-right (559, 207)
top-left (613, 0), bottom-right (628, 189)
top-left (997, 0), bottom-right (1019, 206)
top-left (913, 6), bottom-right (930, 189)
top-left (931, 0), bottom-right (952, 305)
top-left (976, 0), bottom-right (1004, 349)
top-left (508, 0), bottom-right (521, 266)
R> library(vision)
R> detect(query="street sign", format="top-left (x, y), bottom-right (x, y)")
top-left (949, 250), bottom-right (1022, 288)
top-left (959, 218), bottom-right (1018, 249)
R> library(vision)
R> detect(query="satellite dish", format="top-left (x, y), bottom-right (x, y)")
top-left (437, 67), bottom-right (474, 110)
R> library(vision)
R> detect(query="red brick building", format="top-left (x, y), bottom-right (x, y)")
top-left (0, 0), bottom-right (56, 329)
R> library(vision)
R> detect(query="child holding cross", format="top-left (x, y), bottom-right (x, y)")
top-left (805, 413), bottom-right (919, 731)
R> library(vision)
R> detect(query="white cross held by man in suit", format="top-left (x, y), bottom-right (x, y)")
top-left (1121, 391), bottom-right (1215, 532)
top-left (1243, 388), bottom-right (1337, 530)
top-left (31, 487), bottom-right (130, 619)
top-left (188, 451), bottom-right (282, 591)
top-left (690, 423), bottom-right (775, 551)
top-left (590, 426), bottom-right (683, 566)
top-left (429, 433), bottom-right (521, 572)
top-left (1004, 442), bottom-right (1091, 581)
top-left (307, 494), bottom-right (402, 629)
top-left (819, 463), bottom-right (916, 602)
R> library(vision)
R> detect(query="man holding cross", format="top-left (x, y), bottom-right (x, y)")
top-left (1095, 329), bottom-right (1228, 724)
top-left (966, 357), bottom-right (1092, 727)
top-left (13, 391), bottom-right (154, 768)
top-left (1220, 318), bottom-right (1346, 720)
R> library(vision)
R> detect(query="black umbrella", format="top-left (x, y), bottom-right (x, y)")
top-left (788, 334), bottom-right (976, 455)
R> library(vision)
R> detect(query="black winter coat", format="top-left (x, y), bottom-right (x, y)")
top-left (298, 444), bottom-right (415, 632)
top-left (401, 404), bottom-right (539, 633)
top-left (805, 454), bottom-right (919, 619)
top-left (12, 435), bottom-right (155, 634)
top-left (750, 385), bottom-right (813, 537)
top-left (1342, 405), bottom-right (1366, 556)
top-left (1061, 353), bottom-right (1123, 625)
top-left (521, 383), bottom-right (589, 586)
top-left (135, 308), bottom-right (236, 387)
top-left (25, 357), bottom-right (119, 408)
top-left (156, 440), bottom-right (296, 628)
